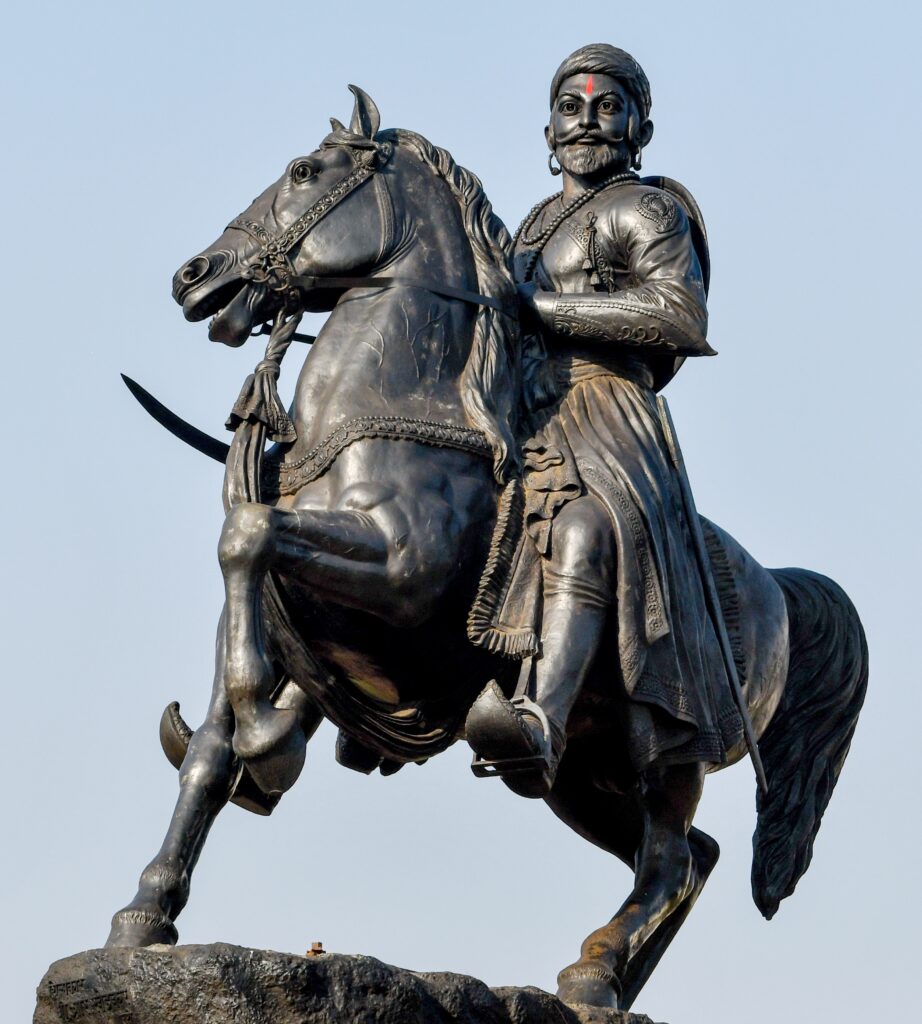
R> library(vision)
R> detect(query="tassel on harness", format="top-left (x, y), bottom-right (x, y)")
top-left (223, 308), bottom-right (301, 511)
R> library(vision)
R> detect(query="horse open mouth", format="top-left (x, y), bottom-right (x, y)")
top-left (182, 278), bottom-right (268, 348)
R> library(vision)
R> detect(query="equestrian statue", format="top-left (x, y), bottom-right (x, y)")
top-left (109, 45), bottom-right (868, 1013)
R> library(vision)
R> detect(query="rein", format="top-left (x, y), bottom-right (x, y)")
top-left (288, 274), bottom-right (506, 313)
top-left (228, 146), bottom-right (381, 299)
top-left (248, 273), bottom-right (506, 346)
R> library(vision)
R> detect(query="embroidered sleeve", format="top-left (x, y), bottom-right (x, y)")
top-left (532, 187), bottom-right (712, 357)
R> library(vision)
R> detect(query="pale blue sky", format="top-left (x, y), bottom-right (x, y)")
top-left (2, 1), bottom-right (919, 1021)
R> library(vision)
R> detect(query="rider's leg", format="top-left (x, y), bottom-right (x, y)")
top-left (533, 493), bottom-right (615, 748)
top-left (466, 494), bottom-right (613, 795)
top-left (556, 760), bottom-right (706, 1008)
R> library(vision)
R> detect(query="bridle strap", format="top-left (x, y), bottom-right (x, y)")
top-left (289, 274), bottom-right (507, 313)
top-left (229, 140), bottom-right (511, 326)
top-left (226, 149), bottom-right (381, 294)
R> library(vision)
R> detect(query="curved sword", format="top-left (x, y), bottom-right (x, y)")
top-left (122, 374), bottom-right (230, 464)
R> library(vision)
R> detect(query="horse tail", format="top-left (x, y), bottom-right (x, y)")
top-left (751, 567), bottom-right (868, 919)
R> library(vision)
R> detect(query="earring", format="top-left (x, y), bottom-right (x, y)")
top-left (548, 152), bottom-right (562, 176)
top-left (631, 148), bottom-right (643, 171)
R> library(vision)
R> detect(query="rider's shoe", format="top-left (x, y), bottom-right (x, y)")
top-left (465, 680), bottom-right (564, 798)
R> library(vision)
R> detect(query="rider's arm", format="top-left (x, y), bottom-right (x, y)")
top-left (527, 187), bottom-right (713, 357)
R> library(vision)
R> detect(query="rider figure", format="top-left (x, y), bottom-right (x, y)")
top-left (466, 43), bottom-right (743, 797)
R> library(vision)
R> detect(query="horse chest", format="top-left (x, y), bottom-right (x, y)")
top-left (292, 296), bottom-right (472, 432)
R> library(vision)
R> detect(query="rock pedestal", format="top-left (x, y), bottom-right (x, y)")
top-left (34, 945), bottom-right (665, 1024)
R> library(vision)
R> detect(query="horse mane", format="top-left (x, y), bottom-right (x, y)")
top-left (378, 128), bottom-right (521, 482)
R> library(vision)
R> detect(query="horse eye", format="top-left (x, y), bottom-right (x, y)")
top-left (291, 161), bottom-right (314, 184)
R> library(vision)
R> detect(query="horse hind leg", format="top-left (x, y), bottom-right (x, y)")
top-left (554, 761), bottom-right (706, 1010)
top-left (617, 826), bottom-right (719, 1011)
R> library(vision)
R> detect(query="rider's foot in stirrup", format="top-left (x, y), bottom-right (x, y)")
top-left (465, 680), bottom-right (565, 798)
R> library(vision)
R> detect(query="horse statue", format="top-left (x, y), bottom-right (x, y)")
top-left (107, 87), bottom-right (868, 1012)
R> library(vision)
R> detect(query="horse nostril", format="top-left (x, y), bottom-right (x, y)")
top-left (180, 256), bottom-right (211, 286)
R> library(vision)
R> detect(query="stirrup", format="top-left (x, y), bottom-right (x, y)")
top-left (470, 693), bottom-right (552, 777)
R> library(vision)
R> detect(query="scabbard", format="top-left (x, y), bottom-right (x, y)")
top-left (656, 396), bottom-right (768, 795)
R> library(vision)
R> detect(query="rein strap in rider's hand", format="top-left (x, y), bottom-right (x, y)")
top-left (290, 274), bottom-right (509, 314)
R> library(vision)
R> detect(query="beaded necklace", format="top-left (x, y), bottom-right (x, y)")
top-left (514, 170), bottom-right (638, 282)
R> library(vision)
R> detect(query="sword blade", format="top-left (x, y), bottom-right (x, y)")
top-left (121, 374), bottom-right (230, 464)
top-left (656, 395), bottom-right (769, 795)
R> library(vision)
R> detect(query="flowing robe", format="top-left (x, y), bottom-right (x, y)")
top-left (513, 179), bottom-right (743, 769)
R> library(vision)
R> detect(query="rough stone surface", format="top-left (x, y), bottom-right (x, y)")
top-left (34, 945), bottom-right (665, 1024)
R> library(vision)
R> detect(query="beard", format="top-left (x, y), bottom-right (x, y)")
top-left (557, 139), bottom-right (630, 177)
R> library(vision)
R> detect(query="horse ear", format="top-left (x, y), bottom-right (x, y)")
top-left (347, 84), bottom-right (380, 139)
top-left (329, 117), bottom-right (347, 133)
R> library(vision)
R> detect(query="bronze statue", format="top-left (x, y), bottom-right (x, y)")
top-left (109, 51), bottom-right (867, 1015)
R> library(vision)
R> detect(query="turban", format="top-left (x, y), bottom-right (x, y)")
top-left (549, 44), bottom-right (651, 121)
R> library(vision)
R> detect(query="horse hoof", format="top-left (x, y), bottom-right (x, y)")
top-left (106, 908), bottom-right (178, 948)
top-left (233, 709), bottom-right (306, 796)
top-left (556, 962), bottom-right (621, 1009)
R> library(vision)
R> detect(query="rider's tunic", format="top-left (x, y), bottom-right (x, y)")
top-left (514, 179), bottom-right (743, 769)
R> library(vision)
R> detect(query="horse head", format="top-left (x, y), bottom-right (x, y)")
top-left (172, 86), bottom-right (391, 347)
top-left (173, 86), bottom-right (520, 482)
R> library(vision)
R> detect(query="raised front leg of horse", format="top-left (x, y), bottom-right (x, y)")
top-left (555, 762), bottom-right (708, 1009)
top-left (219, 443), bottom-right (484, 797)
top-left (219, 502), bottom-right (386, 796)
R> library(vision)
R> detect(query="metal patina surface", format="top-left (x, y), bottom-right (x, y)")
top-left (104, 48), bottom-right (867, 1015)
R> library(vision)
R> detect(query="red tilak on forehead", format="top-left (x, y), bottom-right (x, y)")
top-left (586, 74), bottom-right (594, 95)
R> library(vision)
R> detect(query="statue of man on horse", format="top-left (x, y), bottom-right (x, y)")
top-left (109, 49), bottom-right (867, 1015)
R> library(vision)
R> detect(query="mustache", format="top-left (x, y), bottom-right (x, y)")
top-left (557, 128), bottom-right (626, 146)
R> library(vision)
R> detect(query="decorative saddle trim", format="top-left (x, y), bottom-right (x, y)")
top-left (700, 519), bottom-right (748, 689)
top-left (262, 415), bottom-right (492, 497)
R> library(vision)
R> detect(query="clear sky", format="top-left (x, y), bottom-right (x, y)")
top-left (2, 2), bottom-right (919, 1021)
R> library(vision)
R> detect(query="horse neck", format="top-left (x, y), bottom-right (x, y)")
top-left (291, 163), bottom-right (482, 431)
top-left (382, 156), bottom-right (480, 289)
top-left (319, 156), bottom-right (482, 381)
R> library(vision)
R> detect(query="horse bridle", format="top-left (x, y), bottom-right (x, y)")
top-left (227, 141), bottom-right (507, 324)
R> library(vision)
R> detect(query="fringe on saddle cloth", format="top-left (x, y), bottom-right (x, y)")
top-left (466, 478), bottom-right (542, 659)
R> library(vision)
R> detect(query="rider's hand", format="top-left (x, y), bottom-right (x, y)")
top-left (517, 281), bottom-right (542, 329)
